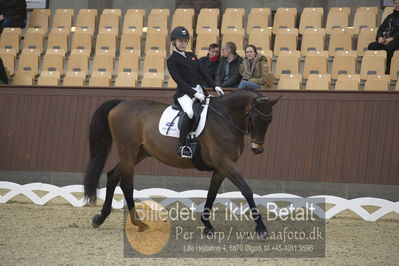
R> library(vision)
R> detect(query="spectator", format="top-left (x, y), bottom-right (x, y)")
top-left (368, 0), bottom-right (399, 74)
top-left (0, 0), bottom-right (27, 32)
top-left (215, 42), bottom-right (243, 88)
top-left (199, 43), bottom-right (220, 87)
top-left (238, 45), bottom-right (269, 89)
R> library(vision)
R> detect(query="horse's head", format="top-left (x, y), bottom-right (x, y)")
top-left (247, 96), bottom-right (280, 154)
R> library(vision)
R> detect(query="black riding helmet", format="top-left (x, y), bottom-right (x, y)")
top-left (170, 26), bottom-right (190, 41)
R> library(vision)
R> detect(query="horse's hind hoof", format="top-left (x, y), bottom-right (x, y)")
top-left (203, 227), bottom-right (215, 236)
top-left (92, 214), bottom-right (104, 228)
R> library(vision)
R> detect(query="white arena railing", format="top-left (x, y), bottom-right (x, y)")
top-left (0, 181), bottom-right (398, 222)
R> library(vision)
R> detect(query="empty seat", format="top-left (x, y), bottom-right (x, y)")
top-left (353, 7), bottom-right (378, 34)
top-left (328, 28), bottom-right (354, 56)
top-left (91, 54), bottom-right (114, 76)
top-left (75, 12), bottom-right (96, 35)
top-left (66, 53), bottom-right (89, 75)
top-left (0, 49), bottom-right (16, 75)
top-left (46, 31), bottom-right (68, 55)
top-left (275, 50), bottom-right (301, 78)
top-left (357, 28), bottom-right (377, 56)
top-left (272, 8), bottom-right (297, 34)
top-left (0, 30), bottom-right (20, 53)
top-left (29, 12), bottom-right (49, 32)
top-left (335, 74), bottom-right (360, 90)
top-left (78, 9), bottom-right (98, 17)
top-left (247, 11), bottom-right (270, 34)
top-left (55, 8), bottom-right (74, 17)
top-left (123, 12), bottom-right (144, 34)
top-left (63, 72), bottom-right (86, 86)
top-left (71, 31), bottom-right (93, 56)
top-left (32, 8), bottom-right (51, 17)
top-left (172, 9), bottom-right (194, 32)
top-left (115, 72), bottom-right (138, 87)
top-left (360, 50), bottom-right (387, 80)
top-left (145, 32), bottom-right (167, 57)
top-left (277, 74), bottom-right (302, 90)
top-left (15, 52), bottom-right (40, 78)
top-left (95, 32), bottom-right (117, 57)
top-left (221, 11), bottom-right (244, 34)
top-left (303, 51), bottom-right (328, 79)
top-left (326, 7), bottom-right (350, 34)
top-left (299, 7), bottom-right (323, 34)
top-left (22, 30), bottom-right (45, 55)
top-left (117, 54), bottom-right (139, 75)
top-left (141, 72), bottom-right (164, 88)
top-left (38, 71), bottom-right (60, 86)
top-left (12, 73), bottom-right (34, 85)
top-left (147, 13), bottom-right (168, 33)
top-left (390, 51), bottom-right (399, 80)
top-left (120, 33), bottom-right (141, 57)
top-left (89, 72), bottom-right (111, 87)
top-left (273, 28), bottom-right (298, 56)
top-left (381, 6), bottom-right (394, 23)
top-left (143, 54), bottom-right (165, 74)
top-left (364, 75), bottom-right (390, 91)
top-left (196, 9), bottom-right (219, 33)
top-left (150, 9), bottom-right (170, 17)
top-left (51, 12), bottom-right (72, 34)
top-left (126, 9), bottom-right (146, 16)
top-left (41, 53), bottom-right (64, 73)
top-left (248, 29), bottom-right (272, 55)
top-left (305, 74), bottom-right (331, 90)
top-left (99, 13), bottom-right (119, 35)
top-left (195, 31), bottom-right (219, 57)
top-left (331, 50), bottom-right (357, 79)
top-left (300, 28), bottom-right (325, 56)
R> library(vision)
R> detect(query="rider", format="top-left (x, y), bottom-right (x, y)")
top-left (167, 26), bottom-right (224, 158)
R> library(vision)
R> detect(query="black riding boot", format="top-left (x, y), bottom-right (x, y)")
top-left (177, 113), bottom-right (193, 158)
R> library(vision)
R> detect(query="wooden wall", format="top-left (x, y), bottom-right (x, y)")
top-left (0, 86), bottom-right (398, 185)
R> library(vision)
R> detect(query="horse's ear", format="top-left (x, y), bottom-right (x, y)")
top-left (270, 96), bottom-right (282, 106)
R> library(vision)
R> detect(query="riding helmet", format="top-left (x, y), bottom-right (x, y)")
top-left (170, 26), bottom-right (190, 41)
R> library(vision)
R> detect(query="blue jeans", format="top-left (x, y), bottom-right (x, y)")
top-left (238, 80), bottom-right (260, 89)
top-left (0, 16), bottom-right (26, 30)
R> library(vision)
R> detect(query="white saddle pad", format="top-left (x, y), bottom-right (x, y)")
top-left (158, 103), bottom-right (209, 138)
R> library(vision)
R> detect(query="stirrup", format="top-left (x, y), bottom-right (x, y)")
top-left (177, 145), bottom-right (193, 159)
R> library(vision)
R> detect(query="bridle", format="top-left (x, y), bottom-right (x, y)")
top-left (207, 98), bottom-right (272, 145)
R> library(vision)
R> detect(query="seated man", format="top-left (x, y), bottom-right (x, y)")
top-left (215, 42), bottom-right (243, 88)
top-left (199, 43), bottom-right (220, 87)
top-left (368, 0), bottom-right (399, 74)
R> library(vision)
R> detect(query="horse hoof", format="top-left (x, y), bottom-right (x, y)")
top-left (92, 214), bottom-right (103, 228)
top-left (256, 227), bottom-right (268, 239)
top-left (203, 227), bottom-right (215, 236)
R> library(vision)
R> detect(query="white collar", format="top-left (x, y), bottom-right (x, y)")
top-left (175, 50), bottom-right (186, 57)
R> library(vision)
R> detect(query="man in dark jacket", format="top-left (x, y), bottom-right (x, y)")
top-left (368, 0), bottom-right (399, 74)
top-left (215, 42), bottom-right (243, 88)
top-left (0, 0), bottom-right (27, 31)
top-left (199, 43), bottom-right (220, 87)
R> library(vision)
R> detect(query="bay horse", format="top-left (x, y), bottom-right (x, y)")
top-left (84, 88), bottom-right (279, 237)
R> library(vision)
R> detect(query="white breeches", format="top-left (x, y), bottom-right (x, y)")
top-left (177, 94), bottom-right (195, 119)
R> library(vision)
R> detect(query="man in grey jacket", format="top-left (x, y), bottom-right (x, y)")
top-left (215, 42), bottom-right (243, 88)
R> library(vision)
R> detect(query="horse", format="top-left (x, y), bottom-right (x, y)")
top-left (83, 88), bottom-right (280, 237)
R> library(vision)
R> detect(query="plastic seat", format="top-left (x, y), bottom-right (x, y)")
top-left (0, 30), bottom-right (20, 53)
top-left (360, 50), bottom-right (387, 80)
top-left (196, 9), bottom-right (219, 34)
top-left (273, 28), bottom-right (298, 56)
top-left (328, 28), bottom-right (354, 56)
top-left (353, 7), bottom-right (378, 34)
top-left (123, 12), bottom-right (144, 34)
top-left (277, 74), bottom-right (302, 90)
top-left (357, 28), bottom-right (377, 56)
top-left (145, 32), bottom-right (167, 57)
top-left (46, 31), bottom-right (68, 55)
top-left (120, 33), bottom-right (141, 57)
top-left (71, 31), bottom-right (93, 56)
top-left (195, 31), bottom-right (219, 58)
top-left (98, 13), bottom-right (119, 35)
top-left (0, 49), bottom-right (16, 75)
top-left (95, 33), bottom-right (117, 57)
top-left (102, 9), bottom-right (122, 17)
top-left (303, 51), bottom-right (328, 79)
top-left (305, 74), bottom-right (331, 90)
top-left (147, 13), bottom-right (168, 33)
top-left (22, 30), bottom-right (45, 55)
top-left (29, 12), bottom-right (49, 32)
top-left (247, 12), bottom-right (269, 34)
top-left (91, 54), bottom-right (114, 76)
top-left (381, 6), bottom-right (394, 23)
top-left (326, 7), bottom-right (350, 34)
top-left (248, 29), bottom-right (272, 55)
top-left (150, 9), bottom-right (170, 17)
top-left (390, 51), bottom-right (399, 80)
top-left (335, 74), bottom-right (360, 90)
top-left (63, 71), bottom-right (86, 86)
top-left (14, 52), bottom-right (40, 79)
top-left (272, 8), bottom-right (297, 34)
top-left (141, 72), bottom-right (164, 88)
top-left (75, 12), bottom-right (96, 36)
top-left (221, 11), bottom-right (244, 35)
top-left (55, 9), bottom-right (74, 17)
top-left (364, 75), bottom-right (390, 91)
top-left (274, 50), bottom-right (300, 78)
top-left (300, 28), bottom-right (325, 56)
top-left (299, 8), bottom-right (323, 35)
top-left (51, 12), bottom-right (72, 34)
top-left (143, 54), bottom-right (165, 74)
top-left (172, 9), bottom-right (194, 32)
top-left (331, 50), bottom-right (357, 79)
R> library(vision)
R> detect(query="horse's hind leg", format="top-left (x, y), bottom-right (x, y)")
top-left (201, 170), bottom-right (225, 235)
top-left (92, 164), bottom-right (121, 228)
top-left (119, 151), bottom-right (149, 232)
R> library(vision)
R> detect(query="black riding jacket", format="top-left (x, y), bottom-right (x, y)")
top-left (377, 10), bottom-right (399, 41)
top-left (167, 51), bottom-right (216, 99)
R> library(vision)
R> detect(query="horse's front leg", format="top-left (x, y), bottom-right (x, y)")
top-left (201, 170), bottom-right (225, 235)
top-left (220, 161), bottom-right (267, 238)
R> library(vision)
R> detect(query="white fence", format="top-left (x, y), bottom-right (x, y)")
top-left (1, 181), bottom-right (398, 222)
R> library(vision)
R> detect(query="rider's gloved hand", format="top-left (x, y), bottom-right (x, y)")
top-left (194, 92), bottom-right (205, 102)
top-left (215, 86), bottom-right (224, 96)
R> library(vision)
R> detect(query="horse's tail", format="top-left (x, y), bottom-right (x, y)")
top-left (84, 99), bottom-right (122, 203)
